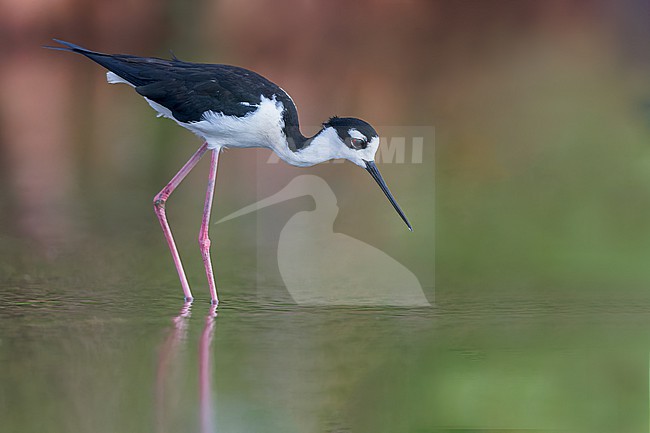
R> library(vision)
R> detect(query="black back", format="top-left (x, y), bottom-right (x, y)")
top-left (49, 40), bottom-right (307, 147)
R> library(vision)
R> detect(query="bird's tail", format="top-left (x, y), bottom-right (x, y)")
top-left (44, 39), bottom-right (149, 86)
top-left (43, 39), bottom-right (103, 56)
top-left (44, 39), bottom-right (124, 70)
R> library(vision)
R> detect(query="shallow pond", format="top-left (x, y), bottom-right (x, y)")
top-left (2, 262), bottom-right (648, 432)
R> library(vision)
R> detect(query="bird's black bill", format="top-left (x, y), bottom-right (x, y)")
top-left (364, 160), bottom-right (413, 231)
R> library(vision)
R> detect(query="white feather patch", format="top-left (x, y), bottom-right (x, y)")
top-left (106, 72), bottom-right (134, 87)
top-left (144, 97), bottom-right (174, 119)
top-left (348, 128), bottom-right (366, 140)
top-left (182, 96), bottom-right (287, 151)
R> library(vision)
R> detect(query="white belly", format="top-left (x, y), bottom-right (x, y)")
top-left (149, 95), bottom-right (288, 151)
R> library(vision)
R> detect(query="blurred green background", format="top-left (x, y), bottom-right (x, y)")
top-left (1, 1), bottom-right (650, 432)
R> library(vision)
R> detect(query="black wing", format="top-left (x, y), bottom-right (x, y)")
top-left (48, 39), bottom-right (301, 127)
top-left (133, 65), bottom-right (272, 122)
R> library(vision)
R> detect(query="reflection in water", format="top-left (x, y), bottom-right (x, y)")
top-left (199, 306), bottom-right (217, 433)
top-left (1, 287), bottom-right (649, 431)
top-left (156, 302), bottom-right (217, 433)
top-left (155, 302), bottom-right (191, 433)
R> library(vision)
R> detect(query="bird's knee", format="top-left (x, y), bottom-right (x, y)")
top-left (153, 195), bottom-right (167, 210)
top-left (199, 237), bottom-right (211, 252)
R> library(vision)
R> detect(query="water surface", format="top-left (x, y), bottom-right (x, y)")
top-left (2, 268), bottom-right (648, 432)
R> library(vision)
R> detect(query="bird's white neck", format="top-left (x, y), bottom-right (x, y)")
top-left (274, 127), bottom-right (349, 167)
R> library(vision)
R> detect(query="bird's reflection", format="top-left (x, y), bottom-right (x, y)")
top-left (156, 302), bottom-right (217, 433)
top-left (199, 305), bottom-right (217, 433)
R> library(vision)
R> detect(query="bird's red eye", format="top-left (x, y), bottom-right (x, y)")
top-left (349, 138), bottom-right (367, 149)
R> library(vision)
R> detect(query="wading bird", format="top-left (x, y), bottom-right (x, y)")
top-left (47, 39), bottom-right (412, 304)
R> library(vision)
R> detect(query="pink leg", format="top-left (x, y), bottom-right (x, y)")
top-left (199, 149), bottom-right (220, 304)
top-left (154, 142), bottom-right (210, 301)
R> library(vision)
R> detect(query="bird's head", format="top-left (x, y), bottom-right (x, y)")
top-left (316, 116), bottom-right (413, 231)
top-left (320, 116), bottom-right (381, 167)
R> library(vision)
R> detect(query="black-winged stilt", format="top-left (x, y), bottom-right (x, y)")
top-left (47, 39), bottom-right (412, 304)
